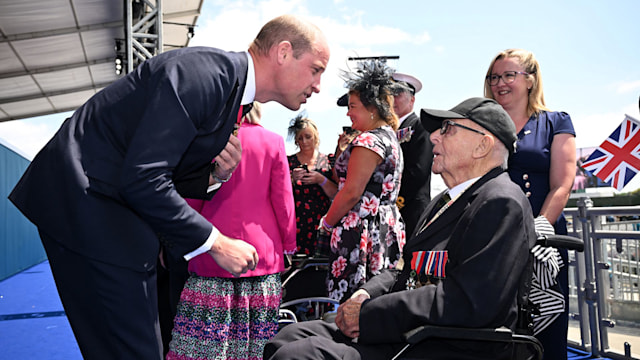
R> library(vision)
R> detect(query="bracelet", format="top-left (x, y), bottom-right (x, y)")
top-left (321, 217), bottom-right (333, 231)
top-left (320, 176), bottom-right (328, 187)
top-left (211, 163), bottom-right (232, 183)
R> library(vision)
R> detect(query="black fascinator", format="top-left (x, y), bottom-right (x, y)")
top-left (340, 60), bottom-right (402, 121)
top-left (287, 110), bottom-right (312, 141)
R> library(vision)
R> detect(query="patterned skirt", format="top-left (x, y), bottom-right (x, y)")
top-left (166, 273), bottom-right (282, 360)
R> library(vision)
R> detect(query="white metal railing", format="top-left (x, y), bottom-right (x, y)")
top-left (564, 199), bottom-right (640, 359)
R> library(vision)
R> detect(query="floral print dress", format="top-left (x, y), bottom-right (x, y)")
top-left (288, 153), bottom-right (333, 256)
top-left (327, 125), bottom-right (406, 302)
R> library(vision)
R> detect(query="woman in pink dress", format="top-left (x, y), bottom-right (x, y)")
top-left (167, 103), bottom-right (296, 360)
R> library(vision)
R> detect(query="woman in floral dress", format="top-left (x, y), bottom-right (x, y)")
top-left (287, 116), bottom-right (337, 256)
top-left (319, 60), bottom-right (406, 302)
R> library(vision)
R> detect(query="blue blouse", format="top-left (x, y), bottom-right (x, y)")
top-left (508, 111), bottom-right (575, 233)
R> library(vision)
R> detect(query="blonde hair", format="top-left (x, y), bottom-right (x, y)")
top-left (243, 102), bottom-right (262, 124)
top-left (484, 49), bottom-right (549, 116)
top-left (287, 116), bottom-right (320, 148)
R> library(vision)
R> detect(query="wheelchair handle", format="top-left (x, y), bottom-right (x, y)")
top-left (536, 234), bottom-right (584, 252)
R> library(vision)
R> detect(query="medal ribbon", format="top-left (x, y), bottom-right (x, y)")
top-left (411, 250), bottom-right (448, 279)
top-left (396, 127), bottom-right (414, 143)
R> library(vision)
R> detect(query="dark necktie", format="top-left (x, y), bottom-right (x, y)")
top-left (431, 192), bottom-right (451, 218)
top-left (241, 102), bottom-right (253, 117)
top-left (417, 192), bottom-right (451, 234)
top-left (233, 103), bottom-right (253, 136)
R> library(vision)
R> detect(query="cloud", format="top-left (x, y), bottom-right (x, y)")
top-left (573, 101), bottom-right (640, 149)
top-left (331, 23), bottom-right (412, 46)
top-left (0, 116), bottom-right (64, 159)
top-left (317, 14), bottom-right (426, 48)
top-left (616, 80), bottom-right (640, 94)
top-left (190, 1), bottom-right (430, 120)
top-left (413, 31), bottom-right (431, 45)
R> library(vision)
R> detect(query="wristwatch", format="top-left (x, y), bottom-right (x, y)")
top-left (210, 163), bottom-right (232, 183)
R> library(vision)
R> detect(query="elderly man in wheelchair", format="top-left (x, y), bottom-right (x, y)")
top-left (265, 98), bottom-right (550, 360)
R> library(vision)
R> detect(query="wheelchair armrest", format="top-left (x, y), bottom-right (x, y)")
top-left (396, 325), bottom-right (543, 360)
top-left (280, 296), bottom-right (340, 309)
top-left (291, 256), bottom-right (329, 269)
top-left (403, 325), bottom-right (514, 345)
top-left (536, 234), bottom-right (584, 252)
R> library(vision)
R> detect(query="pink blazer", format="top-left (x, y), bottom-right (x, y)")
top-left (186, 122), bottom-right (296, 278)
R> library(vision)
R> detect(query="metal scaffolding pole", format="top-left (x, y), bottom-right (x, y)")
top-left (122, 0), bottom-right (163, 75)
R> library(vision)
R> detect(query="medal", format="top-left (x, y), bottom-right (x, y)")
top-left (396, 127), bottom-right (414, 143)
top-left (406, 271), bottom-right (417, 290)
top-left (406, 250), bottom-right (449, 290)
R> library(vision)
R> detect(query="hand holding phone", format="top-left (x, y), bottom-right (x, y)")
top-left (343, 126), bottom-right (357, 135)
top-left (292, 165), bottom-right (309, 185)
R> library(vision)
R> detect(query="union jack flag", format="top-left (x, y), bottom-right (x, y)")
top-left (582, 115), bottom-right (640, 191)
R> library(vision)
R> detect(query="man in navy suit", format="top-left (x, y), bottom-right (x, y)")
top-left (264, 98), bottom-right (536, 360)
top-left (9, 14), bottom-right (329, 360)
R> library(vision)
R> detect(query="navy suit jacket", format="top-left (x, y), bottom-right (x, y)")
top-left (357, 168), bottom-right (536, 348)
top-left (9, 47), bottom-right (248, 271)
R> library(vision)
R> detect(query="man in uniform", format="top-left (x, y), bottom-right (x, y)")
top-left (391, 72), bottom-right (433, 236)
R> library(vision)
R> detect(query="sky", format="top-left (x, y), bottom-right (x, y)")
top-left (1, 0), bottom-right (639, 194)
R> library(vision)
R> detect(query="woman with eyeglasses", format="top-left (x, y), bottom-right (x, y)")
top-left (484, 49), bottom-right (576, 360)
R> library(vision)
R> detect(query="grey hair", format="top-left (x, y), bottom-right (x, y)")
top-left (493, 139), bottom-right (510, 169)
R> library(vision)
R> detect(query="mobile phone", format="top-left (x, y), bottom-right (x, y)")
top-left (300, 164), bottom-right (309, 172)
top-left (343, 126), bottom-right (357, 135)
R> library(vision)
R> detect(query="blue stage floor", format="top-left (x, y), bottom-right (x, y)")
top-left (0, 261), bottom-right (82, 359)
top-left (0, 260), bottom-right (621, 360)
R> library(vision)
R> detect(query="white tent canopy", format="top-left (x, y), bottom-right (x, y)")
top-left (0, 0), bottom-right (203, 122)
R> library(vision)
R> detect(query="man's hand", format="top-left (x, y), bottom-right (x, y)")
top-left (208, 233), bottom-right (258, 277)
top-left (211, 135), bottom-right (242, 183)
top-left (335, 291), bottom-right (370, 338)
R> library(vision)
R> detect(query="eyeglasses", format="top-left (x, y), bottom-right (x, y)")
top-left (485, 71), bottom-right (531, 86)
top-left (440, 120), bottom-right (486, 136)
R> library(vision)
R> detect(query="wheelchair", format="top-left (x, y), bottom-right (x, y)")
top-left (279, 255), bottom-right (339, 327)
top-left (390, 234), bottom-right (584, 360)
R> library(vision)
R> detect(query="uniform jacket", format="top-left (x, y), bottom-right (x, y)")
top-left (397, 112), bottom-right (433, 236)
top-left (9, 47), bottom-right (248, 271)
top-left (358, 168), bottom-right (536, 347)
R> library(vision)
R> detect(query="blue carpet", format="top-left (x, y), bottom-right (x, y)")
top-left (568, 346), bottom-right (623, 360)
top-left (0, 261), bottom-right (82, 360)
top-left (0, 261), bottom-right (623, 360)
top-left (568, 346), bottom-right (596, 359)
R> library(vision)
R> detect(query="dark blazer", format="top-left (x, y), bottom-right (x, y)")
top-left (9, 47), bottom-right (249, 272)
top-left (358, 167), bottom-right (536, 347)
top-left (397, 112), bottom-right (433, 236)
